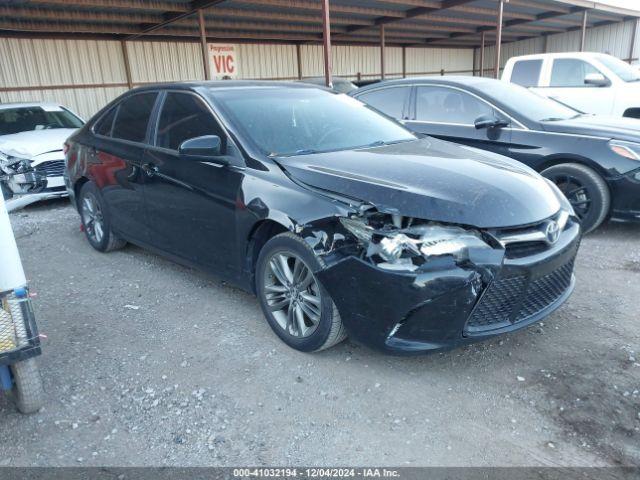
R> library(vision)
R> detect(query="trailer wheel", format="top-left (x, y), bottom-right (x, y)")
top-left (10, 358), bottom-right (44, 414)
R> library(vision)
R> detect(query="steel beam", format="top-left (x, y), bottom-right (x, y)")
top-left (120, 40), bottom-right (133, 89)
top-left (479, 31), bottom-right (485, 77)
top-left (580, 10), bottom-right (588, 51)
top-left (494, 0), bottom-right (504, 79)
top-left (380, 24), bottom-right (386, 80)
top-left (321, 0), bottom-right (332, 88)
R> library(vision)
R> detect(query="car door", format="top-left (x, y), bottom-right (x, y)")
top-left (141, 90), bottom-right (244, 278)
top-left (540, 58), bottom-right (615, 115)
top-left (404, 85), bottom-right (512, 157)
top-left (90, 92), bottom-right (158, 244)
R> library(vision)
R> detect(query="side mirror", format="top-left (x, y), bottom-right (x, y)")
top-left (584, 73), bottom-right (610, 87)
top-left (474, 114), bottom-right (509, 130)
top-left (178, 135), bottom-right (223, 160)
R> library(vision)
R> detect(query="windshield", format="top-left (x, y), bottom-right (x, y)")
top-left (481, 80), bottom-right (580, 122)
top-left (210, 87), bottom-right (415, 156)
top-left (0, 106), bottom-right (84, 136)
top-left (595, 54), bottom-right (640, 82)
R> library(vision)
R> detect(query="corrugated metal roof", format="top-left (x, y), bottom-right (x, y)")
top-left (0, 0), bottom-right (637, 48)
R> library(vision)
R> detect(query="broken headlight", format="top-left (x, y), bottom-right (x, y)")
top-left (340, 216), bottom-right (491, 272)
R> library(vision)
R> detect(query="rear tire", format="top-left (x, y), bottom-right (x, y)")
top-left (79, 181), bottom-right (126, 252)
top-left (256, 232), bottom-right (346, 352)
top-left (541, 163), bottom-right (610, 234)
top-left (10, 358), bottom-right (44, 414)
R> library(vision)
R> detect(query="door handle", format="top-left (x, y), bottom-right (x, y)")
top-left (141, 162), bottom-right (158, 177)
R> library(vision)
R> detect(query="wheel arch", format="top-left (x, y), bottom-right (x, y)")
top-left (73, 176), bottom-right (90, 210)
top-left (535, 154), bottom-right (610, 179)
top-left (244, 219), bottom-right (290, 293)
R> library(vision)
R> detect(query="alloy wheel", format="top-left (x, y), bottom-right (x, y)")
top-left (263, 252), bottom-right (322, 338)
top-left (549, 174), bottom-right (591, 219)
top-left (81, 192), bottom-right (104, 244)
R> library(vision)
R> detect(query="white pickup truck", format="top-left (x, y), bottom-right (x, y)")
top-left (502, 52), bottom-right (640, 118)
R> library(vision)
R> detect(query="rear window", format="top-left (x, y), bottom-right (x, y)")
top-left (94, 107), bottom-right (117, 137)
top-left (112, 93), bottom-right (157, 143)
top-left (510, 60), bottom-right (543, 87)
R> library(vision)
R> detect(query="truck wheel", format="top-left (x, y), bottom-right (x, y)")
top-left (541, 163), bottom-right (610, 234)
top-left (10, 358), bottom-right (44, 414)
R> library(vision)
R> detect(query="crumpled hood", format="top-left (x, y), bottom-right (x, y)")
top-left (0, 129), bottom-right (76, 159)
top-left (276, 138), bottom-right (561, 229)
top-left (541, 115), bottom-right (640, 142)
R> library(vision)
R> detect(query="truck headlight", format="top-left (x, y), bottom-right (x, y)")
top-left (340, 217), bottom-right (491, 271)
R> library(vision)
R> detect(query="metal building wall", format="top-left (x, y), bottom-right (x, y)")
top-left (0, 37), bottom-right (128, 119)
top-left (126, 41), bottom-right (206, 84)
top-left (405, 47), bottom-right (474, 76)
top-left (476, 19), bottom-right (640, 76)
top-left (1, 37), bottom-right (475, 118)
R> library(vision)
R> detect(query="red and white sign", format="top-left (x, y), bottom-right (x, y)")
top-left (208, 43), bottom-right (238, 79)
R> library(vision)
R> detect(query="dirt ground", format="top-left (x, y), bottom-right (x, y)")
top-left (0, 199), bottom-right (638, 467)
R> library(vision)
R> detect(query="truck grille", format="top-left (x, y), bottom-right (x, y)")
top-left (465, 256), bottom-right (575, 334)
top-left (34, 160), bottom-right (65, 177)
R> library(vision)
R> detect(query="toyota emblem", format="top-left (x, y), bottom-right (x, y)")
top-left (545, 220), bottom-right (560, 244)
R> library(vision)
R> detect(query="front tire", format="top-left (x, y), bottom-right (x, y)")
top-left (79, 182), bottom-right (126, 252)
top-left (10, 358), bottom-right (44, 414)
top-left (541, 163), bottom-right (610, 234)
top-left (256, 232), bottom-right (346, 352)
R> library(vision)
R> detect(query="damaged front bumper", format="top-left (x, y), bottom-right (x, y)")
top-left (315, 220), bottom-right (581, 355)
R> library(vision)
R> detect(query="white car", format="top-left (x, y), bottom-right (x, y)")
top-left (502, 52), bottom-right (640, 118)
top-left (0, 102), bottom-right (84, 202)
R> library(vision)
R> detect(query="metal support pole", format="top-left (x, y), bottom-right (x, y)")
top-left (479, 31), bottom-right (485, 77)
top-left (120, 40), bottom-right (133, 89)
top-left (494, 0), bottom-right (504, 79)
top-left (296, 43), bottom-right (303, 80)
top-left (580, 10), bottom-right (588, 52)
top-left (628, 18), bottom-right (638, 64)
top-left (321, 0), bottom-right (333, 88)
top-left (198, 9), bottom-right (211, 80)
top-left (402, 46), bottom-right (406, 78)
top-left (380, 24), bottom-right (385, 80)
top-left (543, 34), bottom-right (549, 53)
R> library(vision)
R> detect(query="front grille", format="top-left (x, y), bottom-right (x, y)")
top-left (34, 160), bottom-right (65, 177)
top-left (516, 259), bottom-right (574, 321)
top-left (504, 241), bottom-right (548, 259)
top-left (466, 256), bottom-right (575, 333)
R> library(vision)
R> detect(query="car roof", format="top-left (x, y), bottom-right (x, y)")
top-left (131, 80), bottom-right (328, 94)
top-left (353, 75), bottom-right (500, 92)
top-left (506, 52), bottom-right (608, 62)
top-left (0, 101), bottom-right (66, 110)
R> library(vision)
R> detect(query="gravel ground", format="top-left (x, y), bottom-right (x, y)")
top-left (0, 199), bottom-right (638, 467)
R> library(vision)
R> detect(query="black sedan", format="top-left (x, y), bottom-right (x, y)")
top-left (352, 76), bottom-right (640, 233)
top-left (65, 82), bottom-right (579, 355)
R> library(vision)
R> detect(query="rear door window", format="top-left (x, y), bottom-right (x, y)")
top-left (155, 92), bottom-right (225, 151)
top-left (357, 87), bottom-right (410, 119)
top-left (415, 86), bottom-right (494, 125)
top-left (550, 59), bottom-right (601, 87)
top-left (510, 59), bottom-right (543, 87)
top-left (94, 107), bottom-right (117, 137)
top-left (112, 93), bottom-right (158, 143)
